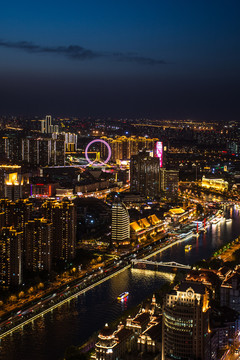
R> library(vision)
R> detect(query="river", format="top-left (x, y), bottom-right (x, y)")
top-left (1, 206), bottom-right (240, 360)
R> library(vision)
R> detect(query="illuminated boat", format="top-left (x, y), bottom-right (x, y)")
top-left (211, 217), bottom-right (222, 225)
top-left (226, 218), bottom-right (232, 223)
top-left (185, 244), bottom-right (192, 252)
top-left (117, 292), bottom-right (129, 300)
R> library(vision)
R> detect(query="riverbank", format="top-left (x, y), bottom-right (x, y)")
top-left (69, 233), bottom-right (240, 360)
top-left (1, 205), bottom-right (239, 360)
top-left (63, 277), bottom-right (178, 360)
top-left (195, 234), bottom-right (240, 270)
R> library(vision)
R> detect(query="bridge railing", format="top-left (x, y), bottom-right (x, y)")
top-left (131, 259), bottom-right (191, 269)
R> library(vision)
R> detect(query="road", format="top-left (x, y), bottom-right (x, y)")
top-left (0, 202), bottom-right (231, 339)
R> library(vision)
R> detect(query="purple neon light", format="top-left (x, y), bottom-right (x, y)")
top-left (155, 141), bottom-right (163, 167)
top-left (85, 139), bottom-right (111, 166)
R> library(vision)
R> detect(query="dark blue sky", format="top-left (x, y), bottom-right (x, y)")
top-left (1, 0), bottom-right (240, 120)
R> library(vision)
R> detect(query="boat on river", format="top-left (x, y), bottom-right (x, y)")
top-left (117, 292), bottom-right (129, 301)
top-left (185, 244), bottom-right (192, 252)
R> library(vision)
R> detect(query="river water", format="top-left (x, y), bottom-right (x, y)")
top-left (1, 206), bottom-right (240, 360)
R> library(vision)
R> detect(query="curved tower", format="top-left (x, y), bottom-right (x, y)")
top-left (111, 200), bottom-right (130, 246)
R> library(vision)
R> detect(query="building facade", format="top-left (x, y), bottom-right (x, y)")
top-left (100, 136), bottom-right (158, 162)
top-left (0, 227), bottom-right (23, 288)
top-left (130, 150), bottom-right (161, 198)
top-left (202, 176), bottom-right (228, 192)
top-left (24, 218), bottom-right (52, 272)
top-left (160, 168), bottom-right (179, 201)
top-left (111, 200), bottom-right (130, 246)
top-left (162, 282), bottom-right (211, 360)
top-left (42, 199), bottom-right (76, 261)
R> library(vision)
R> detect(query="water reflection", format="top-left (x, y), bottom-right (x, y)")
top-left (1, 207), bottom-right (240, 360)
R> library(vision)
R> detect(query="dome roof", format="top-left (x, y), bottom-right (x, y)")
top-left (98, 324), bottom-right (115, 339)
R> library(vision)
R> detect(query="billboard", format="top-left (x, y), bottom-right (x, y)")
top-left (155, 141), bottom-right (163, 167)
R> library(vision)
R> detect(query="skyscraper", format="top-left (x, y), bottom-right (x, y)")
top-left (100, 135), bottom-right (158, 162)
top-left (0, 227), bottom-right (22, 288)
top-left (40, 115), bottom-right (52, 134)
top-left (130, 150), bottom-right (161, 198)
top-left (64, 132), bottom-right (78, 152)
top-left (160, 169), bottom-right (179, 201)
top-left (22, 137), bottom-right (65, 166)
top-left (162, 281), bottom-right (211, 360)
top-left (154, 141), bottom-right (164, 167)
top-left (4, 172), bottom-right (23, 201)
top-left (111, 200), bottom-right (130, 246)
top-left (42, 199), bottom-right (76, 261)
top-left (24, 218), bottom-right (52, 272)
top-left (0, 198), bottom-right (32, 231)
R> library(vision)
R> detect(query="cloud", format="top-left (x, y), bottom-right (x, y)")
top-left (0, 39), bottom-right (167, 65)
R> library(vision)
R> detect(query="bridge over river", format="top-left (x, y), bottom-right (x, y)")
top-left (131, 259), bottom-right (191, 270)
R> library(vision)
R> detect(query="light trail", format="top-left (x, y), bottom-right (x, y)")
top-left (0, 230), bottom-right (195, 339)
top-left (143, 232), bottom-right (194, 260)
top-left (0, 265), bottom-right (130, 339)
top-left (0, 212), bottom-right (222, 339)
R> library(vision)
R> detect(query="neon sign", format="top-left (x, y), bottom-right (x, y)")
top-left (155, 141), bottom-right (163, 167)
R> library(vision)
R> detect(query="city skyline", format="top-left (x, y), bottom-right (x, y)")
top-left (1, 2), bottom-right (240, 359)
top-left (1, 0), bottom-right (240, 120)
top-left (1, 116), bottom-right (240, 359)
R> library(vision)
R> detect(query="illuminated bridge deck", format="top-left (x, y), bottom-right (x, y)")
top-left (131, 259), bottom-right (191, 270)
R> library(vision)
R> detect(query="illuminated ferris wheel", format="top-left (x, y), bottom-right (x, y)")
top-left (85, 139), bottom-right (112, 166)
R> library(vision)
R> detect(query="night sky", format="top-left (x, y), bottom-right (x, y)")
top-left (1, 0), bottom-right (240, 120)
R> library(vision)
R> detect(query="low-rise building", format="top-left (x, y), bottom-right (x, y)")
top-left (130, 214), bottom-right (165, 243)
top-left (126, 310), bottom-right (151, 335)
top-left (202, 176), bottom-right (228, 192)
top-left (137, 317), bottom-right (162, 354)
top-left (95, 323), bottom-right (135, 360)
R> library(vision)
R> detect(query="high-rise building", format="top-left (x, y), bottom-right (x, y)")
top-left (0, 165), bottom-right (22, 198)
top-left (111, 200), bottom-right (130, 246)
top-left (154, 141), bottom-right (164, 167)
top-left (42, 199), bottom-right (76, 261)
top-left (111, 139), bottom-right (123, 162)
top-left (160, 169), bottom-right (179, 201)
top-left (64, 132), bottom-right (78, 152)
top-left (130, 150), bottom-right (161, 198)
top-left (22, 138), bottom-right (38, 164)
top-left (162, 281), bottom-right (211, 360)
top-left (24, 218), bottom-right (52, 272)
top-left (40, 115), bottom-right (52, 134)
top-left (22, 137), bottom-right (65, 166)
top-left (0, 135), bottom-right (22, 162)
top-left (0, 198), bottom-right (32, 231)
top-left (40, 115), bottom-right (59, 134)
top-left (52, 139), bottom-right (65, 165)
top-left (100, 136), bottom-right (158, 163)
top-left (0, 227), bottom-right (23, 288)
top-left (4, 172), bottom-right (23, 201)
